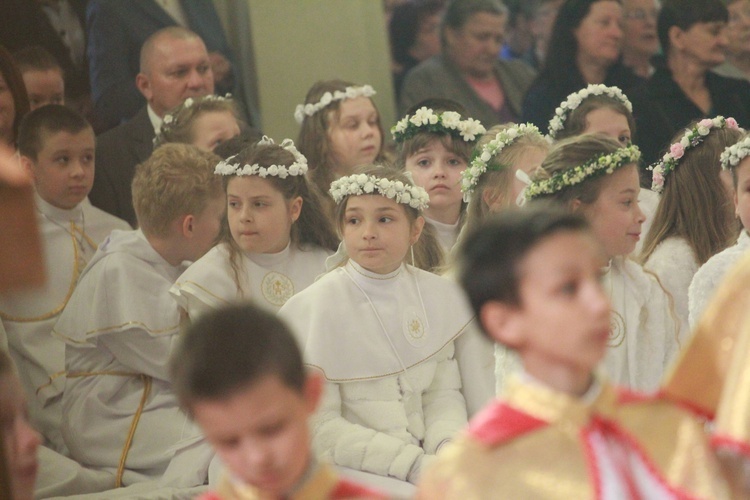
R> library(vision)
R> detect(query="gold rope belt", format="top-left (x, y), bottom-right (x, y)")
top-left (64, 370), bottom-right (153, 488)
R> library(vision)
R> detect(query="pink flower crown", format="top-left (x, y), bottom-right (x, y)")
top-left (649, 116), bottom-right (739, 193)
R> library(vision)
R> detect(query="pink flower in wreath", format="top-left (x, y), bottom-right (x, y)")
top-left (670, 143), bottom-right (685, 159)
top-left (699, 118), bottom-right (714, 128)
top-left (727, 117), bottom-right (739, 129)
top-left (652, 169), bottom-right (665, 190)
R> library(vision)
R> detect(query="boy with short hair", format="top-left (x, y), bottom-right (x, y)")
top-left (171, 304), bottom-right (383, 499)
top-left (13, 46), bottom-right (65, 110)
top-left (0, 105), bottom-right (129, 453)
top-left (53, 143), bottom-right (226, 487)
top-left (690, 134), bottom-right (750, 327)
top-left (418, 208), bottom-right (730, 498)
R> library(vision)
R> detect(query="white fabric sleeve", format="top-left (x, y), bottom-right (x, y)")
top-left (98, 329), bottom-right (178, 382)
top-left (422, 345), bottom-right (467, 455)
top-left (311, 381), bottom-right (425, 482)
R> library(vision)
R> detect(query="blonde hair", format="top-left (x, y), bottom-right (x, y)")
top-left (640, 123), bottom-right (742, 265)
top-left (531, 134), bottom-right (627, 208)
top-left (296, 80), bottom-right (385, 202)
top-left (333, 163), bottom-right (444, 273)
top-left (221, 143), bottom-right (339, 296)
top-left (132, 143), bottom-right (223, 237)
top-left (154, 95), bottom-right (238, 148)
top-left (463, 124), bottom-right (550, 236)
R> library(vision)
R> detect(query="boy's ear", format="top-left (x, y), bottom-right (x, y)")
top-left (410, 215), bottom-right (426, 245)
top-left (303, 370), bottom-right (324, 414)
top-left (289, 196), bottom-right (303, 223)
top-left (479, 301), bottom-right (525, 351)
top-left (181, 214), bottom-right (195, 238)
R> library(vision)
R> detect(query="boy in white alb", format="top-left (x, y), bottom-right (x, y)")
top-left (53, 143), bottom-right (226, 487)
top-left (0, 105), bottom-right (129, 453)
top-left (690, 135), bottom-right (750, 327)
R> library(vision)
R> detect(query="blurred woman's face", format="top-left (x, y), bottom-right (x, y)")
top-left (445, 12), bottom-right (506, 79)
top-left (410, 13), bottom-right (442, 62)
top-left (673, 21), bottom-right (729, 69)
top-left (0, 73), bottom-right (16, 146)
top-left (575, 1), bottom-right (624, 69)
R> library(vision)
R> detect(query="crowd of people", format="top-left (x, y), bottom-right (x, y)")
top-left (4, 0), bottom-right (750, 498)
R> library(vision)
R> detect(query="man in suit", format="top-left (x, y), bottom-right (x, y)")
top-left (86, 0), bottom-right (236, 132)
top-left (89, 27), bottom-right (214, 227)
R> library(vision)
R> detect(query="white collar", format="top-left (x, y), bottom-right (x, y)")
top-left (147, 105), bottom-right (163, 135)
top-left (245, 241), bottom-right (293, 267)
top-left (35, 191), bottom-right (84, 222)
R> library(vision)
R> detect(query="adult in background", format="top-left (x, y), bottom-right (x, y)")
top-left (622, 0), bottom-right (661, 78)
top-left (521, 0), bottom-right (641, 131)
top-left (713, 0), bottom-right (750, 81)
top-left (0, 46), bottom-right (30, 150)
top-left (389, 0), bottom-right (445, 101)
top-left (400, 0), bottom-right (536, 127)
top-left (631, 0), bottom-right (750, 168)
top-left (520, 0), bottom-right (564, 71)
top-left (86, 0), bottom-right (237, 133)
top-left (89, 27), bottom-right (214, 227)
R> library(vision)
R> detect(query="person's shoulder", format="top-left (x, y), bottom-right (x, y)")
top-left (96, 107), bottom-right (150, 142)
top-left (83, 201), bottom-right (132, 231)
top-left (497, 58), bottom-right (536, 78)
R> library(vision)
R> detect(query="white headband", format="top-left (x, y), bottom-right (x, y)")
top-left (214, 136), bottom-right (308, 178)
top-left (294, 85), bottom-right (376, 124)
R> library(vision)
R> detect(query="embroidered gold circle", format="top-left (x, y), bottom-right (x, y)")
top-left (403, 308), bottom-right (427, 347)
top-left (608, 310), bottom-right (626, 347)
top-left (261, 272), bottom-right (294, 307)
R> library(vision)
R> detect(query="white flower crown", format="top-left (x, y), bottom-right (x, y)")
top-left (294, 85), bottom-right (376, 124)
top-left (525, 145), bottom-right (641, 201)
top-left (162, 94), bottom-right (232, 127)
top-left (650, 116), bottom-right (739, 193)
top-left (460, 123), bottom-right (542, 201)
top-left (214, 136), bottom-right (308, 178)
top-left (329, 173), bottom-right (430, 210)
top-left (391, 107), bottom-right (486, 143)
top-left (547, 85), bottom-right (632, 140)
top-left (721, 135), bottom-right (750, 171)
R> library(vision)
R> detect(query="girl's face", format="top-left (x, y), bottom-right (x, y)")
top-left (574, 1), bottom-right (624, 68)
top-left (0, 73), bottom-right (16, 145)
top-left (0, 372), bottom-right (40, 500)
top-left (227, 176), bottom-right (302, 254)
top-left (342, 194), bottom-right (424, 274)
top-left (510, 147), bottom-right (548, 203)
top-left (327, 97), bottom-right (381, 176)
top-left (576, 164), bottom-right (645, 258)
top-left (190, 110), bottom-right (240, 152)
top-left (583, 107), bottom-right (632, 146)
top-left (734, 158), bottom-right (750, 232)
top-left (404, 138), bottom-right (466, 221)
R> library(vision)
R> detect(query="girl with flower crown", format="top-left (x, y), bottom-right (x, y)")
top-left (296, 80), bottom-right (385, 217)
top-left (393, 98), bottom-right (485, 254)
top-left (154, 95), bottom-right (241, 152)
top-left (460, 122), bottom-right (549, 239)
top-left (641, 117), bottom-right (742, 339)
top-left (547, 83), bottom-right (660, 254)
top-left (171, 138), bottom-right (338, 319)
top-left (278, 164), bottom-right (475, 486)
top-left (528, 134), bottom-right (679, 391)
top-left (689, 133), bottom-right (750, 326)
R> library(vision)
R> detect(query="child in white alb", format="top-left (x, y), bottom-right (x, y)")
top-left (171, 137), bottom-right (337, 320)
top-left (0, 105), bottom-right (129, 454)
top-left (53, 144), bottom-right (226, 487)
top-left (279, 165), bottom-right (471, 485)
top-left (528, 134), bottom-right (678, 392)
top-left (641, 117), bottom-right (742, 340)
top-left (689, 134), bottom-right (750, 327)
top-left (393, 98), bottom-right (485, 255)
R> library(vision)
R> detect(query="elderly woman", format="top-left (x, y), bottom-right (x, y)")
top-left (521, 0), bottom-right (641, 132)
top-left (713, 0), bottom-right (750, 81)
top-left (622, 0), bottom-right (660, 78)
top-left (399, 0), bottom-right (536, 127)
top-left (631, 0), bottom-right (750, 167)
